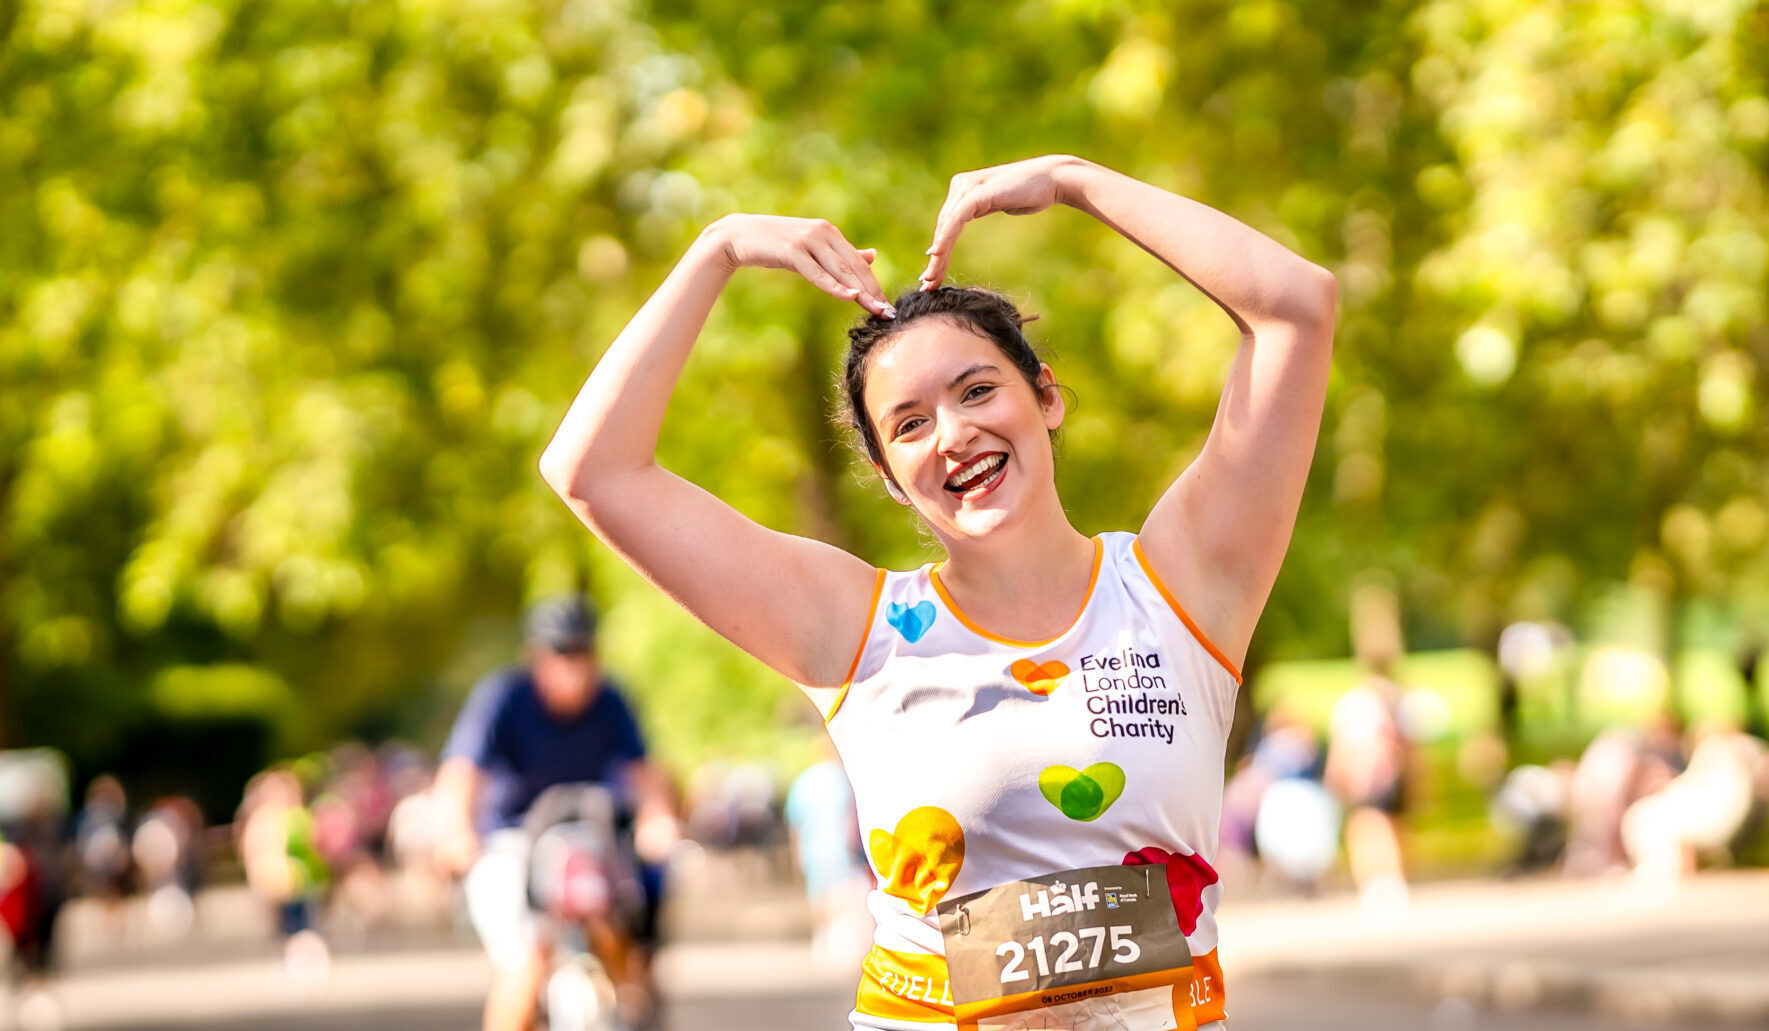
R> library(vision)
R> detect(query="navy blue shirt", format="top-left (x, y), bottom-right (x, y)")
top-left (442, 668), bottom-right (647, 834)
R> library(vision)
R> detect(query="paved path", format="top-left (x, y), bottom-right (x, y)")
top-left (18, 868), bottom-right (1769, 1029)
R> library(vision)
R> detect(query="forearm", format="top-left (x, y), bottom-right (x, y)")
top-left (1052, 157), bottom-right (1334, 334)
top-left (539, 225), bottom-right (736, 499)
top-left (433, 757), bottom-right (482, 838)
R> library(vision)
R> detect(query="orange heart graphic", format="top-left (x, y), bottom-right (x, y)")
top-left (1010, 659), bottom-right (1070, 696)
top-left (867, 807), bottom-right (965, 916)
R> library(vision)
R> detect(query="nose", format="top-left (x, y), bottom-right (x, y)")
top-left (933, 403), bottom-right (978, 458)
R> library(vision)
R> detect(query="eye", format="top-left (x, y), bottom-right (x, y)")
top-left (892, 416), bottom-right (926, 439)
top-left (963, 383), bottom-right (996, 402)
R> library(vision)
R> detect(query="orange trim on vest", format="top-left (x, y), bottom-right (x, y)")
top-left (929, 537), bottom-right (1104, 648)
top-left (853, 944), bottom-right (1228, 1027)
top-left (1130, 538), bottom-right (1243, 684)
top-left (826, 568), bottom-right (888, 725)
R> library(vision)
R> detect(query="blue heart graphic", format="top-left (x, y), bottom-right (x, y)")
top-left (886, 601), bottom-right (936, 643)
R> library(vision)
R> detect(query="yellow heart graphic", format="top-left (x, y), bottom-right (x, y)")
top-left (1010, 659), bottom-right (1070, 696)
top-left (867, 806), bottom-right (965, 916)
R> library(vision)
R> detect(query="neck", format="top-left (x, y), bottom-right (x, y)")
top-left (934, 504), bottom-right (1095, 640)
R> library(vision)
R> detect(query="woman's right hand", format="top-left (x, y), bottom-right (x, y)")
top-left (703, 214), bottom-right (895, 318)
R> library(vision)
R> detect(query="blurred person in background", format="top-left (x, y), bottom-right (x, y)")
top-left (1564, 726), bottom-right (1647, 877)
top-left (784, 739), bottom-right (871, 969)
top-left (1219, 706), bottom-right (1321, 887)
top-left (1326, 582), bottom-right (1411, 913)
top-left (1324, 676), bottom-right (1409, 912)
top-left (236, 768), bottom-right (331, 979)
top-left (384, 750), bottom-right (453, 929)
top-left (1489, 761), bottom-right (1573, 874)
top-left (433, 594), bottom-right (679, 1031)
top-left (130, 796), bottom-right (204, 942)
top-left (0, 751), bottom-right (72, 1031)
top-left (311, 745), bottom-right (394, 943)
top-left (73, 776), bottom-right (132, 937)
top-left (0, 754), bottom-right (69, 975)
top-left (1621, 721), bottom-right (1765, 886)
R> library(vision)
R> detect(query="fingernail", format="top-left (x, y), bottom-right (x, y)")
top-left (882, 304), bottom-right (898, 319)
top-left (924, 247), bottom-right (936, 256)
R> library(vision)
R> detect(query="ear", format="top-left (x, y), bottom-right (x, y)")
top-left (873, 464), bottom-right (912, 505)
top-left (1036, 363), bottom-right (1065, 430)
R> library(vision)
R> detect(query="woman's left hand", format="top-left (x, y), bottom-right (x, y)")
top-left (919, 155), bottom-right (1082, 290)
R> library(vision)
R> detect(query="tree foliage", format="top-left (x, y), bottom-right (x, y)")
top-left (2, 0), bottom-right (1766, 783)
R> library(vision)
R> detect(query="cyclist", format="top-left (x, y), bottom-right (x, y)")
top-left (435, 595), bottom-right (677, 1031)
top-left (539, 155), bottom-right (1334, 1030)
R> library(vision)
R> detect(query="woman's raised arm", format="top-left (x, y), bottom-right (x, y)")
top-left (539, 215), bottom-right (892, 693)
top-left (920, 156), bottom-right (1336, 667)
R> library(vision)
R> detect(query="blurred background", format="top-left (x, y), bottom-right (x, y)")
top-left (3, 0), bottom-right (1769, 1028)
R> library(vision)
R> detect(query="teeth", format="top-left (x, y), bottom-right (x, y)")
top-left (947, 453), bottom-right (1004, 491)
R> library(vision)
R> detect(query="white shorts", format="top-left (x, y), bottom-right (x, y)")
top-left (464, 829), bottom-right (552, 970)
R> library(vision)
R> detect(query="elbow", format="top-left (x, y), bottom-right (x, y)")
top-left (538, 442), bottom-right (593, 506)
top-left (1304, 262), bottom-right (1337, 333)
top-left (1280, 262), bottom-right (1337, 344)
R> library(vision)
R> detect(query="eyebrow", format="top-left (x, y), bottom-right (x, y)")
top-left (880, 364), bottom-right (1002, 424)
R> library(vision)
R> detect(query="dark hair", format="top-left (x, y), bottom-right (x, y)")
top-left (840, 286), bottom-right (1052, 475)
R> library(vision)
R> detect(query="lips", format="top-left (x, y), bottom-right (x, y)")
top-left (944, 452), bottom-right (1006, 495)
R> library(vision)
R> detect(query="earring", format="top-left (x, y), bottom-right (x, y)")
top-left (884, 480), bottom-right (910, 505)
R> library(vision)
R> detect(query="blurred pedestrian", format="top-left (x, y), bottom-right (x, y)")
top-left (131, 796), bottom-right (203, 942)
top-left (1622, 722), bottom-right (1764, 886)
top-left (237, 768), bottom-right (330, 980)
top-left (74, 775), bottom-right (132, 936)
top-left (1324, 676), bottom-right (1409, 913)
top-left (784, 742), bottom-right (870, 969)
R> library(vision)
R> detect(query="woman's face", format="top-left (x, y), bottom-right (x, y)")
top-left (862, 319), bottom-right (1064, 541)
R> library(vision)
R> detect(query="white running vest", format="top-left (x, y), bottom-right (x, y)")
top-left (825, 532), bottom-right (1241, 1031)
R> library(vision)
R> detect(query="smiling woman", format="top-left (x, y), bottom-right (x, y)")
top-left (539, 154), bottom-right (1335, 1031)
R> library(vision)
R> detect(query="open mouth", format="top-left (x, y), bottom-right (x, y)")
top-left (944, 452), bottom-right (1006, 497)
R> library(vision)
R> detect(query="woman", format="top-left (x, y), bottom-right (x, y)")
top-left (541, 155), bottom-right (1334, 1030)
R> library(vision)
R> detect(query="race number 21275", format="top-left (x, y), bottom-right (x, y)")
top-left (994, 926), bottom-right (1141, 984)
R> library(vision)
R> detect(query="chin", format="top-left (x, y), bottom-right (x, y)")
top-left (944, 505), bottom-right (1017, 541)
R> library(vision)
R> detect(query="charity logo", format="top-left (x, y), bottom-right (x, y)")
top-left (1010, 658), bottom-right (1070, 696)
top-left (868, 806), bottom-right (966, 915)
top-left (1037, 762), bottom-right (1126, 822)
top-left (886, 601), bottom-right (936, 643)
top-left (1122, 845), bottom-right (1219, 936)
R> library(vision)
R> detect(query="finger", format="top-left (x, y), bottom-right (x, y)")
top-left (923, 180), bottom-right (989, 279)
top-left (926, 180), bottom-right (977, 259)
top-left (838, 242), bottom-right (888, 310)
top-left (810, 240), bottom-right (889, 316)
top-left (791, 252), bottom-right (859, 303)
top-left (920, 179), bottom-right (971, 274)
top-left (922, 191), bottom-right (987, 287)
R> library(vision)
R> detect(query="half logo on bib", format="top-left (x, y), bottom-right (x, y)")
top-left (936, 863), bottom-right (1196, 1031)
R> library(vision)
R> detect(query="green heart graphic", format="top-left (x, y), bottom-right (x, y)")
top-left (1038, 763), bottom-right (1126, 821)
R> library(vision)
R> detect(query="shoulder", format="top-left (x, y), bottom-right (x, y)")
top-left (471, 667), bottom-right (531, 705)
top-left (459, 667), bottom-right (534, 729)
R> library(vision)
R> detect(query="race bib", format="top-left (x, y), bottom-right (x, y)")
top-left (936, 864), bottom-right (1197, 1031)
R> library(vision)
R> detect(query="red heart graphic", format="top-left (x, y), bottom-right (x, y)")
top-left (1122, 845), bottom-right (1219, 936)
